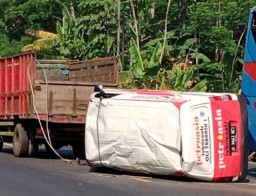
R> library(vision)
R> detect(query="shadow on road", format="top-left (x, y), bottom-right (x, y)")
top-left (248, 162), bottom-right (256, 178)
top-left (1, 144), bottom-right (75, 160)
top-left (89, 166), bottom-right (212, 183)
top-left (2, 143), bottom-right (255, 183)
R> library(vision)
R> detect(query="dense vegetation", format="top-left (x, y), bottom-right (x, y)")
top-left (0, 0), bottom-right (256, 92)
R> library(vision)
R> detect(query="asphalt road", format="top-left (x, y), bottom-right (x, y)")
top-left (1, 144), bottom-right (256, 196)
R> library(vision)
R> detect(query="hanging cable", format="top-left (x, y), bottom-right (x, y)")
top-left (27, 59), bottom-right (74, 164)
top-left (96, 97), bottom-right (103, 167)
top-left (40, 63), bottom-right (51, 145)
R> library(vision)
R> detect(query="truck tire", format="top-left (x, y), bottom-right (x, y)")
top-left (28, 140), bottom-right (38, 157)
top-left (13, 124), bottom-right (29, 157)
top-left (28, 128), bottom-right (38, 157)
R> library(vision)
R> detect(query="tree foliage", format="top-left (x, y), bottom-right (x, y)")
top-left (0, 0), bottom-right (255, 92)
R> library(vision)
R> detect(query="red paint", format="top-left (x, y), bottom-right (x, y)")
top-left (137, 90), bottom-right (175, 96)
top-left (129, 91), bottom-right (188, 109)
top-left (210, 98), bottom-right (242, 181)
top-left (0, 53), bottom-right (35, 117)
top-left (173, 171), bottom-right (184, 176)
top-left (171, 101), bottom-right (187, 109)
top-left (244, 62), bottom-right (256, 81)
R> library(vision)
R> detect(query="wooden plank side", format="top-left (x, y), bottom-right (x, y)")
top-left (68, 56), bottom-right (117, 70)
top-left (70, 74), bottom-right (115, 83)
top-left (70, 66), bottom-right (114, 77)
top-left (69, 66), bottom-right (115, 83)
top-left (35, 56), bottom-right (118, 84)
top-left (36, 69), bottom-right (70, 81)
top-left (38, 81), bottom-right (118, 87)
top-left (69, 56), bottom-right (117, 83)
top-left (33, 84), bottom-right (94, 119)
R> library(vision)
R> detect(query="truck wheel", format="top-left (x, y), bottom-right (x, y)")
top-left (13, 124), bottom-right (29, 157)
top-left (28, 129), bottom-right (38, 157)
top-left (0, 137), bottom-right (3, 151)
top-left (28, 140), bottom-right (38, 157)
top-left (72, 141), bottom-right (85, 159)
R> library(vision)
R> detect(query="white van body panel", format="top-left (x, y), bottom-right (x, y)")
top-left (180, 99), bottom-right (215, 181)
top-left (86, 96), bottom-right (183, 174)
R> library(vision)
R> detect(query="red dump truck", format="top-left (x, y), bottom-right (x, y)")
top-left (0, 52), bottom-right (118, 158)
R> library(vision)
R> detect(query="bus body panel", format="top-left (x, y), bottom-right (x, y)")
top-left (242, 6), bottom-right (256, 151)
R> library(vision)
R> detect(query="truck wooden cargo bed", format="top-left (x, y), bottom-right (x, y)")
top-left (0, 53), bottom-right (118, 158)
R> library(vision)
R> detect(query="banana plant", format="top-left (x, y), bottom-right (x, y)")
top-left (21, 4), bottom-right (115, 60)
top-left (119, 34), bottom-right (209, 92)
top-left (166, 63), bottom-right (207, 92)
top-left (198, 52), bottom-right (242, 93)
top-left (119, 37), bottom-right (167, 89)
top-left (21, 30), bottom-right (59, 52)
